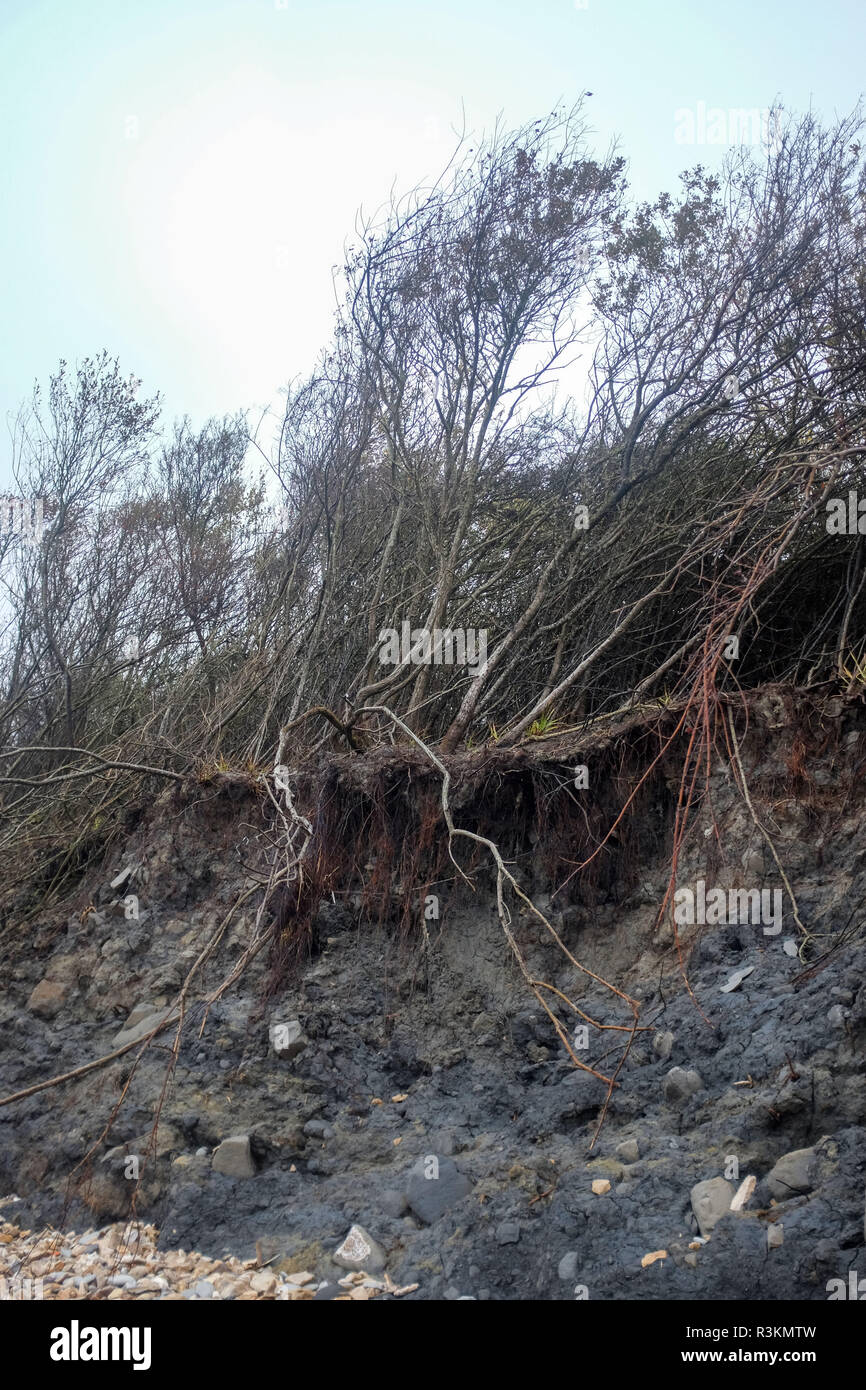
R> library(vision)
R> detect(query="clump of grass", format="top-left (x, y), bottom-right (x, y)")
top-left (528, 711), bottom-right (560, 738)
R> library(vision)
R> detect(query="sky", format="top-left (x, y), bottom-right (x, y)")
top-left (0, 0), bottom-right (864, 482)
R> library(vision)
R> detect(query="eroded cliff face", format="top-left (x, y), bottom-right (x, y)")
top-left (1, 685), bottom-right (864, 1300)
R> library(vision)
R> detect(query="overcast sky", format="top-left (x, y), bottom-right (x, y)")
top-left (1, 0), bottom-right (863, 479)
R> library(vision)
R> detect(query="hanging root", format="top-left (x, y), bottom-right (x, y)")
top-left (357, 703), bottom-right (650, 1148)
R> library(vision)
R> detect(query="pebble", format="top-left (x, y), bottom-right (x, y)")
top-left (495, 1221), bottom-right (521, 1245)
top-left (0, 1216), bottom-right (412, 1302)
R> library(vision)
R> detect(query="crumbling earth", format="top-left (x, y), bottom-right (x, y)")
top-left (1, 687), bottom-right (864, 1301)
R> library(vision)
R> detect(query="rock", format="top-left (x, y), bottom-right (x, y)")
top-left (269, 1019), bottom-right (307, 1058)
top-left (495, 1221), bottom-right (521, 1245)
top-left (194, 1279), bottom-right (215, 1298)
top-left (591, 1179), bottom-right (611, 1195)
top-left (212, 1135), bottom-right (256, 1179)
top-left (380, 1188), bottom-right (409, 1218)
top-left (26, 980), bottom-right (68, 1018)
top-left (103, 1121), bottom-right (181, 1163)
top-left (828, 1005), bottom-right (849, 1028)
top-left (615, 1138), bottom-right (640, 1163)
top-left (249, 1270), bottom-right (277, 1294)
top-left (767, 1224), bottom-right (784, 1249)
top-left (471, 1012), bottom-right (498, 1037)
top-left (122, 1002), bottom-right (158, 1030)
top-left (690, 1177), bottom-right (735, 1238)
top-left (44, 954), bottom-right (80, 985)
top-left (766, 1147), bottom-right (817, 1199)
top-left (730, 1175), bottom-right (756, 1211)
top-left (720, 966), bottom-right (755, 993)
top-left (112, 1007), bottom-right (178, 1048)
top-left (405, 1155), bottom-right (472, 1224)
top-left (557, 1251), bottom-right (579, 1282)
top-left (782, 939), bottom-right (799, 957)
top-left (653, 1031), bottom-right (674, 1060)
top-left (303, 1120), bottom-right (333, 1139)
top-left (333, 1224), bottom-right (386, 1273)
top-left (664, 1066), bottom-right (703, 1104)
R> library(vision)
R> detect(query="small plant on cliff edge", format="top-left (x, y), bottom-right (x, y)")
top-left (528, 711), bottom-right (561, 737)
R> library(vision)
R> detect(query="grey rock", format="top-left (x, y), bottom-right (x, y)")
top-left (720, 966), bottom-right (755, 993)
top-left (304, 1120), bottom-right (333, 1139)
top-left (194, 1280), bottom-right (215, 1298)
top-left (615, 1138), bottom-right (640, 1163)
top-left (269, 1019), bottom-right (307, 1058)
top-left (112, 1006), bottom-right (178, 1049)
top-left (123, 1002), bottom-right (159, 1031)
top-left (766, 1147), bottom-right (817, 1199)
top-left (828, 1005), bottom-right (849, 1028)
top-left (664, 1066), bottom-right (703, 1104)
top-left (496, 1221), bottom-right (521, 1245)
top-left (653, 1031), bottom-right (675, 1060)
top-left (690, 1177), bottom-right (735, 1238)
top-left (333, 1224), bottom-right (386, 1273)
top-left (558, 1251), bottom-right (579, 1281)
top-left (405, 1155), bottom-right (472, 1224)
top-left (212, 1134), bottom-right (256, 1179)
top-left (380, 1188), bottom-right (408, 1218)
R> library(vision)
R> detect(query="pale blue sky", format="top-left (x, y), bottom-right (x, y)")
top-left (1, 0), bottom-right (863, 470)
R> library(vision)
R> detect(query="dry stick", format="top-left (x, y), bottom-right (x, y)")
top-left (358, 704), bottom-right (640, 1098)
top-left (726, 705), bottom-right (813, 957)
top-left (0, 746), bottom-right (185, 783)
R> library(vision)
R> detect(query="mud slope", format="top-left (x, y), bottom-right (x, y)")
top-left (1, 685), bottom-right (864, 1300)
